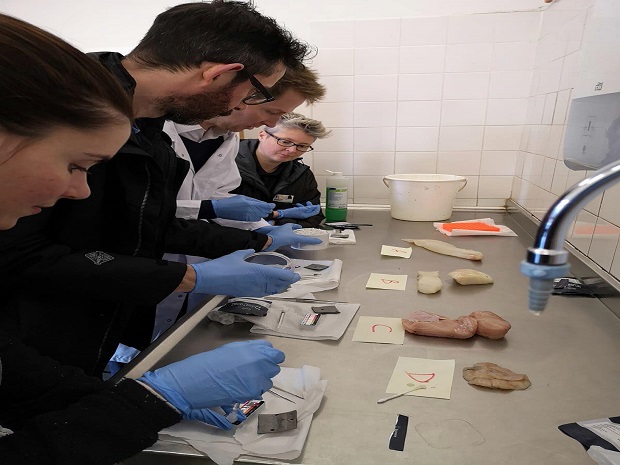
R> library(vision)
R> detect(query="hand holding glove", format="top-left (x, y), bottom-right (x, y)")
top-left (262, 223), bottom-right (322, 251)
top-left (212, 195), bottom-right (275, 221)
top-left (190, 249), bottom-right (300, 297)
top-left (278, 201), bottom-right (321, 219)
top-left (139, 340), bottom-right (284, 429)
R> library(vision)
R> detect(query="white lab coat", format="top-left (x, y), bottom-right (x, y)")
top-left (158, 122), bottom-right (268, 338)
top-left (165, 121), bottom-right (268, 230)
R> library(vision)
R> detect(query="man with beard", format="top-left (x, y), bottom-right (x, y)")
top-left (164, 66), bottom-right (326, 229)
top-left (0, 1), bottom-right (319, 377)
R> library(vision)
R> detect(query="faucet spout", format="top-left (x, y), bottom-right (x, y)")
top-left (521, 161), bottom-right (620, 314)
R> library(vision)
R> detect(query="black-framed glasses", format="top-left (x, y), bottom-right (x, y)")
top-left (240, 70), bottom-right (275, 105)
top-left (265, 131), bottom-right (314, 152)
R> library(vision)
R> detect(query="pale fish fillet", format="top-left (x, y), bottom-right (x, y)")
top-left (403, 311), bottom-right (446, 322)
top-left (448, 269), bottom-right (493, 285)
top-left (403, 239), bottom-right (483, 261)
top-left (417, 271), bottom-right (442, 294)
top-left (469, 311), bottom-right (511, 339)
top-left (401, 315), bottom-right (477, 339)
top-left (462, 362), bottom-right (531, 390)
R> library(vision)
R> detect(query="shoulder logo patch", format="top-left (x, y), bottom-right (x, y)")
top-left (85, 251), bottom-right (114, 265)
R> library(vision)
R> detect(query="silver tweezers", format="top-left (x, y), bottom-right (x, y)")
top-left (268, 389), bottom-right (296, 403)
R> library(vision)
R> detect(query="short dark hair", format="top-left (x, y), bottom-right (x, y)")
top-left (270, 66), bottom-right (326, 105)
top-left (0, 14), bottom-right (133, 139)
top-left (127, 1), bottom-right (311, 78)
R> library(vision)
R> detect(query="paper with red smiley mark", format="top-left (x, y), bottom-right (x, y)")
top-left (366, 273), bottom-right (408, 290)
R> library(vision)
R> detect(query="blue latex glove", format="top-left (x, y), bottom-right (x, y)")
top-left (190, 249), bottom-right (300, 297)
top-left (139, 340), bottom-right (283, 429)
top-left (262, 223), bottom-right (322, 251)
top-left (278, 201), bottom-right (321, 219)
top-left (254, 225), bottom-right (277, 234)
top-left (212, 195), bottom-right (275, 221)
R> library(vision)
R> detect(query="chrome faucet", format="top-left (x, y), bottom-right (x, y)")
top-left (521, 160), bottom-right (620, 314)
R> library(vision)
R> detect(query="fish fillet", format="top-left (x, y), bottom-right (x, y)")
top-left (448, 269), bottom-right (493, 285)
top-left (417, 271), bottom-right (442, 294)
top-left (402, 239), bottom-right (483, 260)
top-left (469, 311), bottom-right (511, 339)
top-left (402, 315), bottom-right (477, 339)
top-left (463, 362), bottom-right (530, 390)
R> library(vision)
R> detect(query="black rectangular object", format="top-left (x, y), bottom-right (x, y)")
top-left (388, 414), bottom-right (409, 451)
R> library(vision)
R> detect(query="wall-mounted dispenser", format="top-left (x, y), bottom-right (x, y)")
top-left (563, 0), bottom-right (620, 170)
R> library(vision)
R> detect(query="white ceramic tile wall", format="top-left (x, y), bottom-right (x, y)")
top-left (507, 0), bottom-right (620, 284)
top-left (303, 3), bottom-right (610, 253)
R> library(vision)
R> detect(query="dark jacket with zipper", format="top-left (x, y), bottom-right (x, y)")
top-left (233, 139), bottom-right (324, 228)
top-left (0, 52), bottom-right (268, 376)
top-left (0, 330), bottom-right (181, 465)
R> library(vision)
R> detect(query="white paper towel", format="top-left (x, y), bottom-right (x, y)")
top-left (160, 366), bottom-right (327, 465)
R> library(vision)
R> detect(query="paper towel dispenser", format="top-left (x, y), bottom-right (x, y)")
top-left (564, 91), bottom-right (620, 170)
top-left (562, 0), bottom-right (620, 171)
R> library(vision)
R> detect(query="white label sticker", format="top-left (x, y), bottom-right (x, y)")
top-left (327, 188), bottom-right (347, 208)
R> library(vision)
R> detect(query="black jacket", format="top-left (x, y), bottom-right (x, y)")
top-left (0, 52), bottom-right (269, 376)
top-left (0, 329), bottom-right (180, 464)
top-left (233, 139), bottom-right (324, 228)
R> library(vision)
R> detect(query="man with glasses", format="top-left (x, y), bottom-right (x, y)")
top-left (233, 112), bottom-right (332, 229)
top-left (0, 1), bottom-right (321, 379)
top-left (164, 66), bottom-right (326, 229)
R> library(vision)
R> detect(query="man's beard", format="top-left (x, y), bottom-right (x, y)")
top-left (156, 83), bottom-right (236, 125)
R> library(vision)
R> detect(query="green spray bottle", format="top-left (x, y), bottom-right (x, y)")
top-left (325, 170), bottom-right (349, 222)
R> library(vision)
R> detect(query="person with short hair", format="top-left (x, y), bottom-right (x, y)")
top-left (165, 65), bottom-right (327, 227)
top-left (0, 14), bottom-right (285, 464)
top-left (233, 112), bottom-right (331, 228)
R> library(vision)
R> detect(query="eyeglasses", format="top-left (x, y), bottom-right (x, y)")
top-left (240, 70), bottom-right (275, 106)
top-left (265, 131), bottom-right (314, 152)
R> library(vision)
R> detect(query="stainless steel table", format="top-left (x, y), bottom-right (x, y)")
top-left (125, 209), bottom-right (620, 465)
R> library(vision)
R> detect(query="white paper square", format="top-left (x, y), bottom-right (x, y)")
top-left (386, 357), bottom-right (455, 400)
top-left (351, 316), bottom-right (405, 345)
top-left (366, 273), bottom-right (408, 290)
top-left (380, 245), bottom-right (412, 258)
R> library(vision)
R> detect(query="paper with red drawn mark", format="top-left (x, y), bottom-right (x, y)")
top-left (405, 372), bottom-right (435, 383)
top-left (381, 245), bottom-right (412, 258)
top-left (352, 316), bottom-right (404, 344)
top-left (386, 357), bottom-right (455, 399)
top-left (366, 273), bottom-right (407, 290)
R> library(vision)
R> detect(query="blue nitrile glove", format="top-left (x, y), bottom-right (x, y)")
top-left (190, 249), bottom-right (300, 297)
top-left (262, 223), bottom-right (322, 251)
top-left (278, 201), bottom-right (321, 219)
top-left (139, 340), bottom-right (283, 429)
top-left (212, 195), bottom-right (275, 221)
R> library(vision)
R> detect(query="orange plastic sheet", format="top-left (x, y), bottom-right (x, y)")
top-left (441, 222), bottom-right (501, 232)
